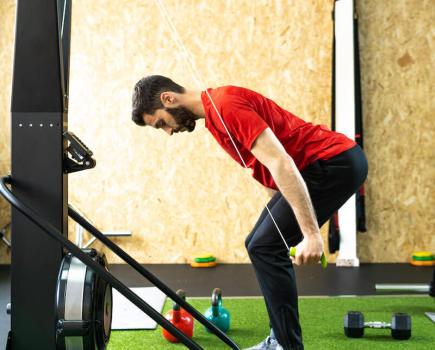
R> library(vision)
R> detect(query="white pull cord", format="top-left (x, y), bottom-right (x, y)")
top-left (153, 0), bottom-right (290, 252)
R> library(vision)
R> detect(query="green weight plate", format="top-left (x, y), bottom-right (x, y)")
top-left (194, 257), bottom-right (216, 263)
top-left (412, 255), bottom-right (434, 261)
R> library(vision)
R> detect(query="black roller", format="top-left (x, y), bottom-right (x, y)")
top-left (55, 249), bottom-right (112, 349)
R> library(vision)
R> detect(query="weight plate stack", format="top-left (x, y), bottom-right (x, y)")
top-left (55, 249), bottom-right (112, 350)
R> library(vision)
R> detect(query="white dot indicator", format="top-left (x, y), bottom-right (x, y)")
top-left (19, 123), bottom-right (22, 127)
top-left (29, 124), bottom-right (33, 127)
top-left (40, 124), bottom-right (43, 127)
top-left (50, 123), bottom-right (53, 127)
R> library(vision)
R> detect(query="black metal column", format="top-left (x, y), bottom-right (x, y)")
top-left (10, 0), bottom-right (70, 349)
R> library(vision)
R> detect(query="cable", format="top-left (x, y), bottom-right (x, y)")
top-left (153, 0), bottom-right (290, 252)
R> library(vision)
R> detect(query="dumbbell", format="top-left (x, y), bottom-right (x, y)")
top-left (162, 289), bottom-right (194, 342)
top-left (344, 311), bottom-right (411, 340)
top-left (204, 288), bottom-right (230, 333)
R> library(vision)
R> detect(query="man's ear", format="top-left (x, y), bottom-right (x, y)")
top-left (160, 91), bottom-right (176, 107)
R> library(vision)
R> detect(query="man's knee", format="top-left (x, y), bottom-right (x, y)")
top-left (245, 234), bottom-right (256, 256)
top-left (244, 230), bottom-right (254, 251)
top-left (246, 233), bottom-right (273, 258)
top-left (245, 231), bottom-right (262, 257)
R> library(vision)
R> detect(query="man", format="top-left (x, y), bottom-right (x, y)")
top-left (131, 75), bottom-right (368, 350)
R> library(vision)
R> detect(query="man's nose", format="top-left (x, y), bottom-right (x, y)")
top-left (163, 126), bottom-right (173, 135)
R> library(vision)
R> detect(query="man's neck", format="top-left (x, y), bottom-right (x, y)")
top-left (181, 90), bottom-right (206, 119)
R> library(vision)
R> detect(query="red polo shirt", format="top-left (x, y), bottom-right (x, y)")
top-left (201, 86), bottom-right (356, 190)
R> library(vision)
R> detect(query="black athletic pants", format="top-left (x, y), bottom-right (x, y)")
top-left (245, 145), bottom-right (368, 350)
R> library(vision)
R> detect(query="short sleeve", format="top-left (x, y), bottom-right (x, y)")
top-left (220, 95), bottom-right (268, 150)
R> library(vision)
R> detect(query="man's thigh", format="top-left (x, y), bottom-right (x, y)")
top-left (304, 145), bottom-right (368, 226)
top-left (246, 146), bottom-right (367, 250)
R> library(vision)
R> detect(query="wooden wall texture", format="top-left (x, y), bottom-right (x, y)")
top-left (0, 0), bottom-right (433, 263)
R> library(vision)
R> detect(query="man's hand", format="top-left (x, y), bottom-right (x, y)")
top-left (291, 235), bottom-right (324, 266)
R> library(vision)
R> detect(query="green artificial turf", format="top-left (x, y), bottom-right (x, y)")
top-left (107, 296), bottom-right (435, 350)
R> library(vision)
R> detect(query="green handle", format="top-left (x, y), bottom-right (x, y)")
top-left (289, 246), bottom-right (328, 269)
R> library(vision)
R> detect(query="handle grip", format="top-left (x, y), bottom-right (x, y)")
top-left (289, 247), bottom-right (328, 269)
top-left (211, 288), bottom-right (222, 318)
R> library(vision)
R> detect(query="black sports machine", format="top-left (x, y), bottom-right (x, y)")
top-left (0, 1), bottom-right (240, 349)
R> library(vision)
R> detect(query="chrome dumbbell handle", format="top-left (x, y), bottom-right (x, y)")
top-left (364, 321), bottom-right (390, 329)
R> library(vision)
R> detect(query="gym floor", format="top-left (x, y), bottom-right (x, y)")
top-left (0, 263), bottom-right (433, 349)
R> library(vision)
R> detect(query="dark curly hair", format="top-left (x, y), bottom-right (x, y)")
top-left (132, 75), bottom-right (185, 126)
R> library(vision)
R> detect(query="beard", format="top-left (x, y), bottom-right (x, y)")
top-left (165, 106), bottom-right (198, 132)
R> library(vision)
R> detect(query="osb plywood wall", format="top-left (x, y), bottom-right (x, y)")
top-left (0, 0), bottom-right (433, 264)
top-left (0, 0), bottom-right (15, 263)
top-left (356, 0), bottom-right (435, 261)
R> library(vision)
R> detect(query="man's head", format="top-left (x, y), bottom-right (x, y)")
top-left (132, 75), bottom-right (199, 135)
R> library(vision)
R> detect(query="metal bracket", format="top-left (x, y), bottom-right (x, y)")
top-left (63, 131), bottom-right (96, 173)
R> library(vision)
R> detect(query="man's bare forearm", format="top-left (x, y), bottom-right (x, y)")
top-left (270, 157), bottom-right (320, 238)
top-left (249, 128), bottom-right (323, 264)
